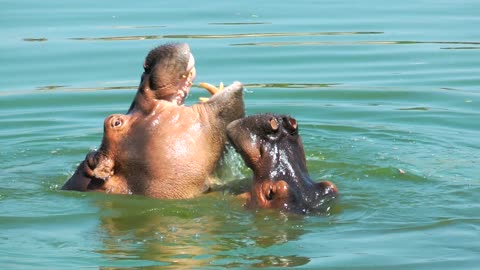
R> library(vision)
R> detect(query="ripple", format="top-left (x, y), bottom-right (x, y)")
top-left (101, 25), bottom-right (166, 29)
top-left (69, 31), bottom-right (383, 41)
top-left (23, 38), bottom-right (48, 42)
top-left (36, 85), bottom-right (69, 91)
top-left (396, 107), bottom-right (431, 111)
top-left (232, 40), bottom-right (480, 47)
top-left (244, 83), bottom-right (340, 89)
top-left (441, 46), bottom-right (480, 50)
top-left (208, 22), bottom-right (272, 25)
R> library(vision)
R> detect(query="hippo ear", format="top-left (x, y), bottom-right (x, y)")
top-left (283, 116), bottom-right (298, 135)
top-left (315, 181), bottom-right (338, 197)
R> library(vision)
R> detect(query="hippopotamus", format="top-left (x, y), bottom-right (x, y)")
top-left (226, 114), bottom-right (338, 214)
top-left (62, 43), bottom-right (245, 198)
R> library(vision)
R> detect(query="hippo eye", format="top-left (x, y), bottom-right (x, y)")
top-left (180, 70), bottom-right (192, 79)
top-left (283, 116), bottom-right (298, 135)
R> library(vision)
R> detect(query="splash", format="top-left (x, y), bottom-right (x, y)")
top-left (214, 144), bottom-right (250, 184)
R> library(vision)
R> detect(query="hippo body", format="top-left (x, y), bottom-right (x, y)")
top-left (226, 114), bottom-right (338, 214)
top-left (62, 43), bottom-right (245, 198)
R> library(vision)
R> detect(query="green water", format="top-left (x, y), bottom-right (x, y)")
top-left (1, 0), bottom-right (479, 269)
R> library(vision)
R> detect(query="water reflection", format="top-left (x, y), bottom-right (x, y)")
top-left (93, 193), bottom-right (312, 268)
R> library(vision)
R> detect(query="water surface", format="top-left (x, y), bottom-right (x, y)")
top-left (1, 0), bottom-right (479, 269)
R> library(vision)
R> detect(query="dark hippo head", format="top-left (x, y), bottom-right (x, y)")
top-left (129, 43), bottom-right (196, 113)
top-left (227, 114), bottom-right (338, 214)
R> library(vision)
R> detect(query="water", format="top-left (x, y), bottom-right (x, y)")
top-left (1, 0), bottom-right (479, 269)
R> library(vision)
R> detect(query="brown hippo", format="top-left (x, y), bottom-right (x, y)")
top-left (62, 43), bottom-right (245, 198)
top-left (226, 114), bottom-right (338, 214)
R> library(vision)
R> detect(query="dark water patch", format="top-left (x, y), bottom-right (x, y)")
top-left (102, 25), bottom-right (166, 29)
top-left (244, 82), bottom-right (340, 89)
top-left (441, 46), bottom-right (480, 50)
top-left (31, 85), bottom-right (135, 93)
top-left (36, 85), bottom-right (69, 91)
top-left (438, 87), bottom-right (480, 94)
top-left (23, 38), bottom-right (48, 42)
top-left (397, 107), bottom-right (431, 111)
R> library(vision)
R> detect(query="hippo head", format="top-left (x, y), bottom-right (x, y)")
top-left (130, 43), bottom-right (196, 113)
top-left (227, 114), bottom-right (338, 214)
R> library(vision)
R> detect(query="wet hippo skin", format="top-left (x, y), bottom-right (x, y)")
top-left (226, 114), bottom-right (338, 214)
top-left (62, 43), bottom-right (245, 198)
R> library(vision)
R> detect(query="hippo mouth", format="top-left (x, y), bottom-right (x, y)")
top-left (252, 178), bottom-right (339, 214)
top-left (176, 52), bottom-right (196, 104)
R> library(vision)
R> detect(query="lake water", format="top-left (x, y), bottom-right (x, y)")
top-left (1, 0), bottom-right (479, 269)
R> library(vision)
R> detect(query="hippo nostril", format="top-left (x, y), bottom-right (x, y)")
top-left (269, 118), bottom-right (279, 131)
top-left (266, 188), bottom-right (274, 201)
top-left (113, 118), bottom-right (122, 128)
